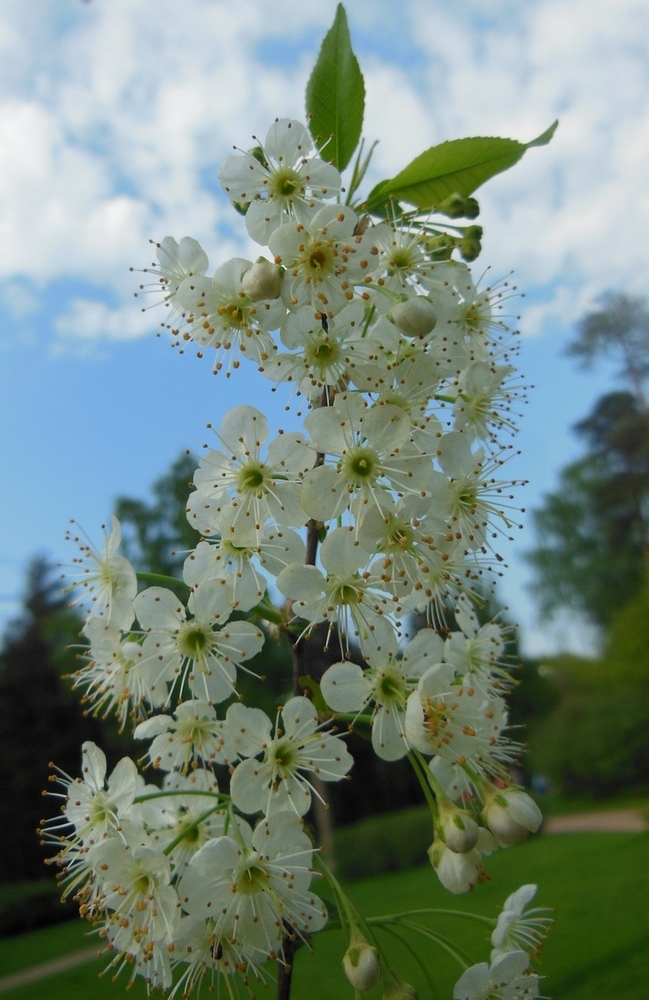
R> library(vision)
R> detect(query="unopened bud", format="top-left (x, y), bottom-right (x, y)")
top-left (425, 234), bottom-right (454, 260)
top-left (392, 296), bottom-right (437, 337)
top-left (440, 807), bottom-right (480, 854)
top-left (483, 789), bottom-right (542, 847)
top-left (383, 973), bottom-right (419, 1000)
top-left (242, 259), bottom-right (283, 301)
top-left (343, 940), bottom-right (381, 991)
top-left (459, 225), bottom-right (483, 262)
top-left (437, 193), bottom-right (466, 218)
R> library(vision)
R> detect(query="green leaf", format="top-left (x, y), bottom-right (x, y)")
top-left (305, 4), bottom-right (365, 172)
top-left (365, 120), bottom-right (558, 214)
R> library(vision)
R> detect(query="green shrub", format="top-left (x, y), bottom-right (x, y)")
top-left (0, 880), bottom-right (76, 937)
top-left (333, 805), bottom-right (432, 880)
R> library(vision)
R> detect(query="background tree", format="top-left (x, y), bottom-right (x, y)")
top-left (115, 451), bottom-right (201, 579)
top-left (526, 293), bottom-right (649, 628)
top-left (0, 557), bottom-right (108, 883)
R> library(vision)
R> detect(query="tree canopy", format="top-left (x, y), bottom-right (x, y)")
top-left (526, 294), bottom-right (649, 628)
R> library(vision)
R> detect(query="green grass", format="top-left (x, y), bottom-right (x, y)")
top-left (1, 832), bottom-right (648, 999)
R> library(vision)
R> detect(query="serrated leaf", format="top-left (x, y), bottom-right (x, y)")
top-left (366, 120), bottom-right (558, 214)
top-left (305, 4), bottom-right (365, 172)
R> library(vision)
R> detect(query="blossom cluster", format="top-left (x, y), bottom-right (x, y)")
top-left (45, 117), bottom-right (549, 997)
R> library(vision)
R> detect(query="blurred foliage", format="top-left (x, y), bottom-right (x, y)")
top-left (526, 646), bottom-right (649, 798)
top-left (526, 390), bottom-right (649, 627)
top-left (115, 451), bottom-right (200, 581)
top-left (0, 557), bottom-right (119, 885)
top-left (523, 293), bottom-right (649, 797)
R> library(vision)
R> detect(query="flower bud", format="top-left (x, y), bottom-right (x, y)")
top-left (343, 940), bottom-right (381, 991)
top-left (428, 838), bottom-right (487, 894)
top-left (242, 259), bottom-right (283, 301)
top-left (383, 973), bottom-right (419, 1000)
top-left (437, 192), bottom-right (466, 218)
top-left (459, 225), bottom-right (483, 261)
top-left (439, 806), bottom-right (480, 854)
top-left (392, 297), bottom-right (437, 337)
top-left (482, 789), bottom-right (542, 847)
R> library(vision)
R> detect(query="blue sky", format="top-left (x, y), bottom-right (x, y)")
top-left (1, 0), bottom-right (648, 655)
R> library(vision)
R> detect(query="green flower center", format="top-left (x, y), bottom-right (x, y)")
top-left (375, 668), bottom-right (407, 706)
top-left (268, 738), bottom-right (299, 776)
top-left (178, 627), bottom-right (210, 659)
top-left (301, 240), bottom-right (335, 282)
top-left (386, 520), bottom-right (416, 552)
top-left (218, 301), bottom-right (249, 328)
top-left (221, 539), bottom-right (254, 559)
top-left (269, 167), bottom-right (302, 200)
top-left (237, 861), bottom-right (269, 896)
top-left (342, 446), bottom-right (380, 487)
top-left (330, 581), bottom-right (362, 606)
top-left (237, 461), bottom-right (268, 493)
top-left (389, 248), bottom-right (415, 272)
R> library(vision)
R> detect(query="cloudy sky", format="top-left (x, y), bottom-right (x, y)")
top-left (1, 0), bottom-right (647, 654)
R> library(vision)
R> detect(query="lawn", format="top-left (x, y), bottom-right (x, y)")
top-left (1, 831), bottom-right (647, 999)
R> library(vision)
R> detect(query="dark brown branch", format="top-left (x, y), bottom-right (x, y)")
top-left (277, 932), bottom-right (297, 1000)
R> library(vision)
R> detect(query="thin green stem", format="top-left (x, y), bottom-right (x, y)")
top-left (162, 804), bottom-right (223, 856)
top-left (248, 594), bottom-right (284, 626)
top-left (133, 789), bottom-right (229, 804)
top-left (396, 921), bottom-right (472, 970)
top-left (136, 571), bottom-right (188, 589)
top-left (378, 924), bottom-right (438, 998)
top-left (367, 908), bottom-right (494, 928)
top-left (408, 749), bottom-right (438, 818)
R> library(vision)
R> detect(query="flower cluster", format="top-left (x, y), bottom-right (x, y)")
top-left (45, 106), bottom-right (550, 999)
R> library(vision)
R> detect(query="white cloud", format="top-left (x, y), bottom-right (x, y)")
top-left (53, 297), bottom-right (153, 349)
top-left (1, 0), bottom-right (647, 349)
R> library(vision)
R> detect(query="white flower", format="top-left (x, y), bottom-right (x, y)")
top-left (261, 300), bottom-right (367, 399)
top-left (358, 499), bottom-right (441, 600)
top-left (169, 915), bottom-right (259, 997)
top-left (320, 628), bottom-right (444, 761)
top-left (427, 432), bottom-right (520, 552)
top-left (189, 406), bottom-right (313, 541)
top-left (176, 257), bottom-right (285, 367)
top-left (135, 700), bottom-right (238, 772)
top-left (218, 118), bottom-right (341, 244)
top-left (227, 696), bottom-right (353, 816)
top-left (444, 599), bottom-right (514, 697)
top-left (277, 525), bottom-right (399, 657)
top-left (135, 236), bottom-right (209, 335)
top-left (134, 584), bottom-right (264, 704)
top-left (88, 837), bottom-right (179, 970)
top-left (64, 516), bottom-right (137, 628)
top-left (491, 884), bottom-right (554, 961)
top-left (453, 950), bottom-right (540, 999)
top-left (405, 661), bottom-right (506, 764)
top-left (178, 812), bottom-right (327, 959)
top-left (55, 741), bottom-right (139, 846)
top-left (300, 392), bottom-right (431, 523)
top-left (452, 360), bottom-right (521, 443)
top-left (147, 770), bottom-right (229, 874)
top-left (74, 618), bottom-right (165, 729)
top-left (270, 205), bottom-right (375, 316)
